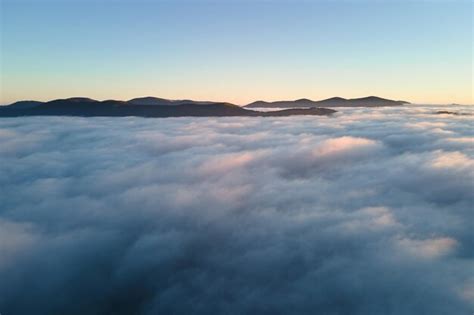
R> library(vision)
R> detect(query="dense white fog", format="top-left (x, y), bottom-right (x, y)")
top-left (0, 105), bottom-right (473, 314)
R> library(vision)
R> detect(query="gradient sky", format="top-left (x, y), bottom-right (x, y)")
top-left (1, 0), bottom-right (472, 105)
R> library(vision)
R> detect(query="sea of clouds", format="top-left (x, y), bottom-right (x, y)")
top-left (0, 105), bottom-right (473, 314)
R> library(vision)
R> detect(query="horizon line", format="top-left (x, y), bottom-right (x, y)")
top-left (2, 95), bottom-right (473, 107)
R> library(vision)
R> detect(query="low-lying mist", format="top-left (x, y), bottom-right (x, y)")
top-left (0, 105), bottom-right (473, 314)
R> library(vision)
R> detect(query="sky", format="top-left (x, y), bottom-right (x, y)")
top-left (1, 105), bottom-right (473, 314)
top-left (0, 0), bottom-right (472, 105)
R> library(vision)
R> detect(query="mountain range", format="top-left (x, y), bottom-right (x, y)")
top-left (0, 96), bottom-right (408, 118)
top-left (0, 97), bottom-right (336, 118)
top-left (245, 96), bottom-right (409, 108)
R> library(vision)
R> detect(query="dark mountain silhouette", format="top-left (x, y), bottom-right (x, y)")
top-left (63, 97), bottom-right (97, 103)
top-left (245, 96), bottom-right (409, 108)
top-left (127, 97), bottom-right (223, 106)
top-left (0, 98), bottom-right (336, 118)
top-left (7, 100), bottom-right (44, 109)
top-left (435, 110), bottom-right (471, 116)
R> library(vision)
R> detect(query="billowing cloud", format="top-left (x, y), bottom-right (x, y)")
top-left (395, 236), bottom-right (458, 259)
top-left (0, 105), bottom-right (473, 314)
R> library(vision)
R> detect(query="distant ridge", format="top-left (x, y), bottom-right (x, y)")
top-left (0, 95), bottom-right (410, 118)
top-left (0, 97), bottom-right (336, 118)
top-left (127, 97), bottom-right (224, 106)
top-left (4, 95), bottom-right (409, 109)
top-left (245, 96), bottom-right (410, 108)
top-left (7, 100), bottom-right (44, 109)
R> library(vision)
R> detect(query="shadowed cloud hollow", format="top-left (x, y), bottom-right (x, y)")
top-left (0, 105), bottom-right (473, 314)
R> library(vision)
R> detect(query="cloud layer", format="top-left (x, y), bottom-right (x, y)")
top-left (0, 105), bottom-right (473, 314)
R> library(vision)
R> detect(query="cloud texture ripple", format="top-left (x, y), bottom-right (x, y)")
top-left (0, 105), bottom-right (473, 314)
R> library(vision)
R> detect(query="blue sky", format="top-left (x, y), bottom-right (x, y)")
top-left (1, 0), bottom-right (472, 104)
